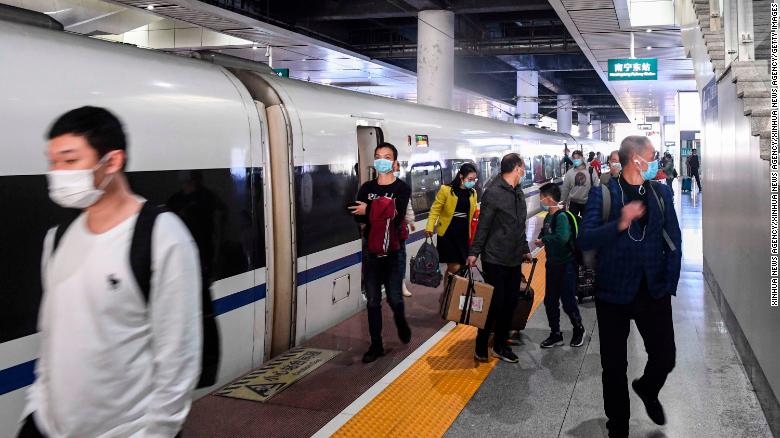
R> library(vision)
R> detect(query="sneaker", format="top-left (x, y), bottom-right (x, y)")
top-left (491, 347), bottom-right (519, 363)
top-left (474, 351), bottom-right (489, 363)
top-left (632, 379), bottom-right (666, 425)
top-left (540, 332), bottom-right (564, 348)
top-left (402, 282), bottom-right (412, 297)
top-left (362, 345), bottom-right (385, 363)
top-left (570, 324), bottom-right (585, 347)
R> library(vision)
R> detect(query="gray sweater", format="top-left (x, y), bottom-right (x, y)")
top-left (469, 177), bottom-right (530, 267)
top-left (561, 164), bottom-right (599, 205)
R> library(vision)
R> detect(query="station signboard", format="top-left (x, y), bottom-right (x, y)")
top-left (607, 58), bottom-right (658, 81)
top-left (272, 68), bottom-right (290, 78)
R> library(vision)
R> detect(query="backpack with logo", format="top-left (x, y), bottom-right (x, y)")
top-left (367, 196), bottom-right (400, 256)
top-left (53, 202), bottom-right (221, 389)
top-left (410, 237), bottom-right (442, 288)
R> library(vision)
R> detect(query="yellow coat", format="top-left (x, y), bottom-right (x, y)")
top-left (425, 185), bottom-right (478, 237)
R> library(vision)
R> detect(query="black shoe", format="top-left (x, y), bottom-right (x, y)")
top-left (541, 332), bottom-right (564, 348)
top-left (491, 347), bottom-right (519, 363)
top-left (362, 345), bottom-right (385, 363)
top-left (632, 379), bottom-right (666, 425)
top-left (397, 320), bottom-right (412, 344)
top-left (570, 324), bottom-right (585, 347)
top-left (474, 350), bottom-right (489, 362)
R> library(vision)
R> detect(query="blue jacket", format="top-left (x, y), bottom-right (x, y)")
top-left (578, 178), bottom-right (682, 304)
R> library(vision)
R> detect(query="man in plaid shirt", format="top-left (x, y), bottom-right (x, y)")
top-left (579, 136), bottom-right (682, 438)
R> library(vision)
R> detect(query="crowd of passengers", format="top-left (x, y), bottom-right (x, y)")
top-left (19, 106), bottom-right (681, 438)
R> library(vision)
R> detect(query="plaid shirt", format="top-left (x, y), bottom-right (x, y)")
top-left (578, 178), bottom-right (682, 304)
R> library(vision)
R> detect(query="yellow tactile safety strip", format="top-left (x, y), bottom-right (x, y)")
top-left (334, 250), bottom-right (547, 438)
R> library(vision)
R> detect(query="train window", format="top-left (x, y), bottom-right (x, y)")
top-left (532, 155), bottom-right (545, 184)
top-left (552, 155), bottom-right (562, 178)
top-left (521, 156), bottom-right (533, 188)
top-left (543, 155), bottom-right (554, 181)
top-left (447, 159), bottom-right (477, 183)
top-left (410, 162), bottom-right (442, 214)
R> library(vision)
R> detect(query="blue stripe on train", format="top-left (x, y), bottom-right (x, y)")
top-left (0, 229), bottom-right (452, 396)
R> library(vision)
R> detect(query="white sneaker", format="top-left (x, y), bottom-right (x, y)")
top-left (402, 282), bottom-right (412, 297)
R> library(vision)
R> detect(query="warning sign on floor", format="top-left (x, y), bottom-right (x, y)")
top-left (215, 347), bottom-right (339, 402)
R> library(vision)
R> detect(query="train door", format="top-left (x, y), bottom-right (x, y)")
top-left (357, 126), bottom-right (382, 184)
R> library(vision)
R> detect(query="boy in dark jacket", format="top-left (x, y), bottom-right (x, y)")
top-left (535, 183), bottom-right (585, 349)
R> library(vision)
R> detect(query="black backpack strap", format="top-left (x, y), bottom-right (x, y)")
top-left (130, 202), bottom-right (167, 303)
top-left (52, 213), bottom-right (80, 253)
top-left (648, 182), bottom-right (677, 252)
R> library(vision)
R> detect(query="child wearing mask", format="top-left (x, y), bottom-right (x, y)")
top-left (535, 183), bottom-right (585, 348)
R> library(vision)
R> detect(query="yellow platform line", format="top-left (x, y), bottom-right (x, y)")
top-left (333, 250), bottom-right (547, 438)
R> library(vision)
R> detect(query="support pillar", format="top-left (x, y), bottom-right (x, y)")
top-left (591, 119), bottom-right (602, 140)
top-left (417, 10), bottom-right (454, 109)
top-left (515, 71), bottom-right (539, 126)
top-left (556, 94), bottom-right (572, 135)
top-left (578, 111), bottom-right (590, 138)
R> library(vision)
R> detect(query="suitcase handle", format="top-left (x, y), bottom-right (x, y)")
top-left (522, 258), bottom-right (538, 295)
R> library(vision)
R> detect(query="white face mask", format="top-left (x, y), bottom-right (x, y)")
top-left (47, 155), bottom-right (114, 209)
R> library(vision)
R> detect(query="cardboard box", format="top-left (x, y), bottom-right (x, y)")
top-left (440, 273), bottom-right (494, 329)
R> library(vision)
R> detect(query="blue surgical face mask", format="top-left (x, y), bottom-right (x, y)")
top-left (541, 203), bottom-right (551, 212)
top-left (610, 162), bottom-right (622, 171)
top-left (573, 159), bottom-right (583, 167)
top-left (374, 158), bottom-right (393, 174)
top-left (635, 156), bottom-right (659, 181)
top-left (464, 181), bottom-right (476, 189)
top-left (393, 171), bottom-right (400, 178)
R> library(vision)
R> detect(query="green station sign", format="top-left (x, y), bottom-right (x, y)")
top-left (272, 68), bottom-right (289, 78)
top-left (607, 58), bottom-right (657, 81)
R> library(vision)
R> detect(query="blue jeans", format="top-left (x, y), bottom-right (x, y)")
top-left (544, 260), bottom-right (581, 333)
top-left (363, 250), bottom-right (405, 346)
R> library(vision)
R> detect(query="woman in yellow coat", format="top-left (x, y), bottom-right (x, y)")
top-left (425, 163), bottom-right (478, 275)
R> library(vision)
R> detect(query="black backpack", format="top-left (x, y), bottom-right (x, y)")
top-left (410, 237), bottom-right (442, 288)
top-left (53, 202), bottom-right (220, 389)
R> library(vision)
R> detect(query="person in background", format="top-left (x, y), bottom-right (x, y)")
top-left (662, 152), bottom-right (675, 189)
top-left (393, 162), bottom-right (415, 298)
top-left (600, 150), bottom-right (621, 185)
top-left (350, 142), bottom-right (412, 363)
top-left (467, 153), bottom-right (532, 363)
top-left (534, 183), bottom-right (585, 349)
top-left (20, 107), bottom-right (202, 438)
top-left (686, 149), bottom-right (702, 192)
top-left (562, 147), bottom-right (574, 172)
top-left (588, 151), bottom-right (602, 177)
top-left (425, 163), bottom-right (478, 276)
top-left (579, 135), bottom-right (682, 438)
top-left (561, 150), bottom-right (599, 218)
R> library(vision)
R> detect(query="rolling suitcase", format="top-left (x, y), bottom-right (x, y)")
top-left (681, 177), bottom-right (692, 193)
top-left (511, 258), bottom-right (538, 331)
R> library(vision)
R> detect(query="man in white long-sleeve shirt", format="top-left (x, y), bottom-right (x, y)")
top-left (560, 150), bottom-right (600, 218)
top-left (19, 107), bottom-right (202, 438)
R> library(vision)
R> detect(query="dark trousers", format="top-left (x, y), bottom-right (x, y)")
top-left (690, 170), bottom-right (702, 191)
top-left (18, 415), bottom-right (183, 438)
top-left (476, 261), bottom-right (522, 353)
top-left (596, 282), bottom-right (676, 436)
top-left (569, 201), bottom-right (586, 218)
top-left (544, 260), bottom-right (581, 333)
top-left (398, 241), bottom-right (407, 280)
top-left (363, 250), bottom-right (406, 347)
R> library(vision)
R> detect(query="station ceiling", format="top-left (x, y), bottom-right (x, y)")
top-left (184, 0), bottom-right (630, 123)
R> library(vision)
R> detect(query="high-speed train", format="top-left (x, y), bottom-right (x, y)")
top-left (0, 17), bottom-right (613, 433)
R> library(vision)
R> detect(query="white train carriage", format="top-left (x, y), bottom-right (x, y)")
top-left (0, 17), bottom-right (608, 435)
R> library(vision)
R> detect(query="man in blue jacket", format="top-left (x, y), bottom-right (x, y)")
top-left (579, 136), bottom-right (682, 438)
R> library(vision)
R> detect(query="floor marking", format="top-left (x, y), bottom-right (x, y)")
top-left (312, 322), bottom-right (457, 437)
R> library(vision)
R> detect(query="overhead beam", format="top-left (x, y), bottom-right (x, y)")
top-left (305, 0), bottom-right (552, 21)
